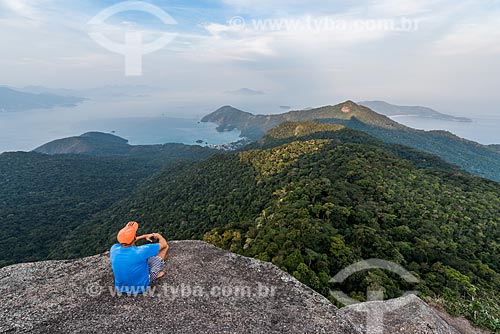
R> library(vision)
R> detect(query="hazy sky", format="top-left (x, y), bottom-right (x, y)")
top-left (1, 0), bottom-right (500, 116)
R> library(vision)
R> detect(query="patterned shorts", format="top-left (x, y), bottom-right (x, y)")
top-left (148, 256), bottom-right (165, 283)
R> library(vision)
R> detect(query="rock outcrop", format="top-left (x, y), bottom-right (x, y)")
top-left (340, 295), bottom-right (465, 334)
top-left (340, 295), bottom-right (487, 334)
top-left (0, 241), bottom-right (355, 333)
top-left (0, 241), bottom-right (483, 334)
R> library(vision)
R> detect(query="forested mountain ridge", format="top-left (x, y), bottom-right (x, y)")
top-left (320, 117), bottom-right (500, 182)
top-left (251, 121), bottom-right (462, 172)
top-left (201, 101), bottom-right (403, 140)
top-left (203, 101), bottom-right (500, 182)
top-left (58, 121), bottom-right (499, 331)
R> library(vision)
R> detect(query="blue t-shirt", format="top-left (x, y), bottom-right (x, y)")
top-left (110, 243), bottom-right (160, 294)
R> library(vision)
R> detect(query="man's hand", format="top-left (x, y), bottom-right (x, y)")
top-left (136, 233), bottom-right (155, 242)
top-left (136, 233), bottom-right (167, 245)
top-left (152, 233), bottom-right (168, 249)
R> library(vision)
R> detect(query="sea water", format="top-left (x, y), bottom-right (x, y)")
top-left (0, 99), bottom-right (241, 153)
top-left (390, 116), bottom-right (500, 145)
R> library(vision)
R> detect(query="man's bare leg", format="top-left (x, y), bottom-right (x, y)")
top-left (155, 247), bottom-right (168, 279)
top-left (158, 243), bottom-right (169, 260)
top-left (151, 234), bottom-right (169, 280)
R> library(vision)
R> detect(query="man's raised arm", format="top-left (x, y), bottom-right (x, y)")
top-left (153, 233), bottom-right (169, 260)
top-left (136, 233), bottom-right (154, 242)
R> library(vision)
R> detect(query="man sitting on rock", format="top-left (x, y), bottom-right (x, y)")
top-left (110, 221), bottom-right (169, 294)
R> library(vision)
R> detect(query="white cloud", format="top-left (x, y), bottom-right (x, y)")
top-left (432, 14), bottom-right (500, 55)
top-left (0, 0), bottom-right (500, 115)
top-left (222, 0), bottom-right (440, 17)
top-left (1, 0), bottom-right (35, 15)
top-left (188, 24), bottom-right (275, 61)
top-left (367, 0), bottom-right (436, 16)
top-left (0, 0), bottom-right (56, 23)
top-left (221, 0), bottom-right (327, 12)
top-left (193, 13), bottom-right (413, 63)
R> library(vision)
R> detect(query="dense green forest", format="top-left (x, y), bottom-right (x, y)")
top-left (489, 144), bottom-right (500, 154)
top-left (0, 145), bottom-right (215, 266)
top-left (58, 121), bottom-right (499, 331)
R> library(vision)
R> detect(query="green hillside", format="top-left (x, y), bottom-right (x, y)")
top-left (0, 144), bottom-right (216, 266)
top-left (60, 121), bottom-right (499, 331)
top-left (202, 101), bottom-right (500, 182)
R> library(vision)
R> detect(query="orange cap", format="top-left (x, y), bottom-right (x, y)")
top-left (117, 221), bottom-right (138, 245)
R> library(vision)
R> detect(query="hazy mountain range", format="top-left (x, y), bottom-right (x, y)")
top-left (23, 85), bottom-right (158, 98)
top-left (226, 88), bottom-right (265, 96)
top-left (359, 100), bottom-right (472, 122)
top-left (0, 85), bottom-right (160, 109)
top-left (0, 86), bottom-right (84, 112)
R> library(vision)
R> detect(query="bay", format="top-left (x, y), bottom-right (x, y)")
top-left (0, 98), bottom-right (240, 153)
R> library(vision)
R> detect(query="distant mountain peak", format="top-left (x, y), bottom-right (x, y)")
top-left (225, 88), bottom-right (265, 96)
top-left (201, 106), bottom-right (255, 133)
top-left (291, 101), bottom-right (404, 129)
top-left (207, 105), bottom-right (251, 115)
top-left (80, 132), bottom-right (129, 144)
